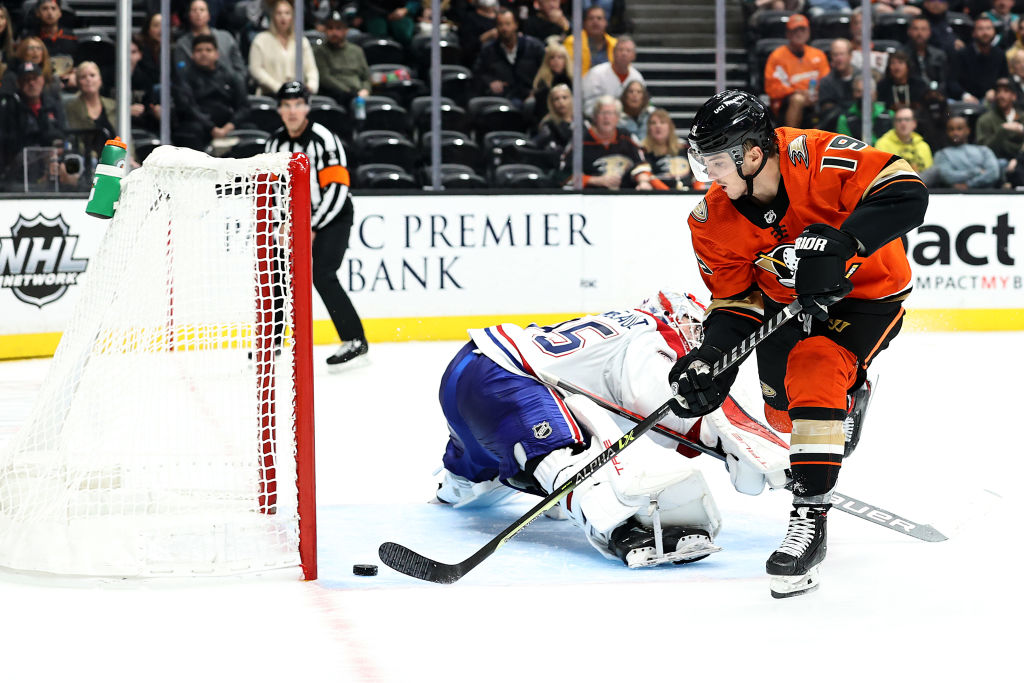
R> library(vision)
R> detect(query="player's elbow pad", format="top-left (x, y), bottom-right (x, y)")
top-left (844, 180), bottom-right (929, 256)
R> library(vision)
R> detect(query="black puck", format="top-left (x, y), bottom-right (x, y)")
top-left (353, 563), bottom-right (378, 576)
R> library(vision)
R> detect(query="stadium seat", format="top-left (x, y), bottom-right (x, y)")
top-left (811, 38), bottom-right (834, 52)
top-left (223, 129), bottom-right (270, 158)
top-left (872, 39), bottom-right (904, 54)
top-left (248, 102), bottom-right (283, 133)
top-left (419, 163), bottom-right (488, 189)
top-left (410, 95), bottom-right (456, 123)
top-left (947, 12), bottom-right (974, 44)
top-left (482, 131), bottom-right (555, 179)
top-left (310, 94), bottom-right (338, 108)
top-left (493, 163), bottom-right (552, 189)
top-left (74, 31), bottom-right (115, 68)
top-left (811, 11), bottom-right (851, 41)
top-left (874, 13), bottom-right (911, 42)
top-left (354, 130), bottom-right (418, 171)
top-left (420, 131), bottom-right (482, 171)
top-left (411, 34), bottom-right (463, 75)
top-left (248, 94), bottom-right (277, 107)
top-left (354, 163), bottom-right (418, 189)
top-left (754, 10), bottom-right (796, 40)
top-left (305, 30), bottom-right (325, 48)
top-left (472, 102), bottom-right (528, 139)
top-left (363, 38), bottom-right (406, 67)
top-left (132, 131), bottom-right (161, 163)
top-left (440, 68), bottom-right (474, 108)
top-left (363, 101), bottom-right (412, 136)
top-left (370, 64), bottom-right (427, 108)
top-left (415, 103), bottom-right (470, 137)
top-left (309, 102), bottom-right (352, 141)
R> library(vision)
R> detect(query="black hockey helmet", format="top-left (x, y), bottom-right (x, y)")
top-left (276, 80), bottom-right (311, 104)
top-left (687, 90), bottom-right (776, 193)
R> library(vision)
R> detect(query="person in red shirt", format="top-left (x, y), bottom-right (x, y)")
top-left (669, 90), bottom-right (928, 598)
top-left (763, 14), bottom-right (830, 127)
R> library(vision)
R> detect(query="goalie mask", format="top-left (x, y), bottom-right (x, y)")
top-left (637, 291), bottom-right (705, 352)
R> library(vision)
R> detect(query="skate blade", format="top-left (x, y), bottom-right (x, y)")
top-left (769, 567), bottom-right (820, 599)
top-left (326, 355), bottom-right (371, 373)
top-left (625, 541), bottom-right (722, 568)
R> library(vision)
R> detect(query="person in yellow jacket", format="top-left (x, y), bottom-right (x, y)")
top-left (564, 6), bottom-right (617, 76)
top-left (875, 106), bottom-right (934, 173)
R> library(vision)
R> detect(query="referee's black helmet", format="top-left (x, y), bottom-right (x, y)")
top-left (276, 80), bottom-right (311, 104)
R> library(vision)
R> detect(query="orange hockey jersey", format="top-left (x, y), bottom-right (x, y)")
top-left (763, 44), bottom-right (830, 106)
top-left (687, 127), bottom-right (923, 306)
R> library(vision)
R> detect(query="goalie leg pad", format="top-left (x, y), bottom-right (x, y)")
top-left (530, 394), bottom-right (723, 562)
top-left (701, 397), bottom-right (791, 495)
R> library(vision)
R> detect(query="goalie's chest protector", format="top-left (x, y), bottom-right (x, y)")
top-left (689, 127), bottom-right (912, 304)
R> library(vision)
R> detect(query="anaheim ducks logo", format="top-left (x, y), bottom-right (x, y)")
top-left (788, 134), bottom-right (810, 169)
top-left (594, 154), bottom-right (633, 178)
top-left (754, 243), bottom-right (798, 288)
top-left (690, 198), bottom-right (708, 223)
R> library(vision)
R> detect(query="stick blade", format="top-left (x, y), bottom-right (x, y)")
top-left (378, 542), bottom-right (464, 584)
top-left (910, 525), bottom-right (948, 542)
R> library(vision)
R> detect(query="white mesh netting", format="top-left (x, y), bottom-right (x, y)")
top-left (0, 148), bottom-right (313, 577)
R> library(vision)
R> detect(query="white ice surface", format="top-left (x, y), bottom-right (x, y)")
top-left (0, 331), bottom-right (1021, 682)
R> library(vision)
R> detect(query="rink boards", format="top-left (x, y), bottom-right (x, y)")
top-left (1, 192), bottom-right (1022, 359)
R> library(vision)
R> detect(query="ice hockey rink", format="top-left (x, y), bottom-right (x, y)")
top-left (1, 329), bottom-right (1020, 682)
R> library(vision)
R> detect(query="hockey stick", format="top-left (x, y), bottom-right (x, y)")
top-left (377, 301), bottom-right (804, 583)
top-left (552, 380), bottom-right (947, 543)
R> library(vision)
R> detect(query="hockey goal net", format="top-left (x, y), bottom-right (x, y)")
top-left (0, 148), bottom-right (317, 579)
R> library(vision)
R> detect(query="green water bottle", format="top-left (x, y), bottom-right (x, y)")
top-left (86, 136), bottom-right (128, 219)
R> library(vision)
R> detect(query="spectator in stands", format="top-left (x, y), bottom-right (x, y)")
top-left (976, 77), bottom-right (1024, 161)
top-left (249, 0), bottom-right (319, 95)
top-left (952, 15), bottom-right (1008, 104)
top-left (985, 0), bottom-right (1019, 42)
top-left (875, 106), bottom-right (933, 173)
top-left (130, 35), bottom-right (161, 132)
top-left (360, 0), bottom-right (417, 47)
top-left (872, 0), bottom-right (921, 14)
top-left (877, 50), bottom-right (928, 111)
top-left (806, 0), bottom-right (850, 13)
top-left (818, 38), bottom-right (855, 117)
top-left (314, 11), bottom-right (370, 107)
top-left (0, 5), bottom-right (15, 64)
top-left (904, 15), bottom-right (950, 95)
top-left (174, 0), bottom-right (247, 82)
top-left (32, 0), bottom-right (76, 64)
top-left (848, 9), bottom-right (888, 77)
top-left (531, 81), bottom-right (572, 165)
top-left (618, 80), bottom-right (653, 139)
top-left (764, 14), bottom-right (830, 127)
top-left (592, 0), bottom-right (631, 35)
top-left (564, 5), bottom-right (616, 77)
top-left (921, 0), bottom-right (964, 55)
top-left (836, 74), bottom-right (891, 143)
top-left (524, 0), bottom-right (570, 43)
top-left (1004, 17), bottom-right (1024, 65)
top-left (581, 35), bottom-right (642, 113)
top-left (929, 115), bottom-right (1000, 188)
top-left (747, 0), bottom-right (806, 33)
top-left (64, 61), bottom-right (117, 159)
top-left (473, 8), bottom-right (545, 107)
top-left (916, 86), bottom-right (949, 151)
top-left (174, 34), bottom-right (250, 150)
top-left (137, 13), bottom-right (164, 89)
top-left (1009, 51), bottom-right (1024, 99)
top-left (1, 37), bottom-right (60, 98)
top-left (414, 1), bottom-right (456, 38)
top-left (528, 38), bottom-right (572, 121)
top-left (641, 108), bottom-right (702, 191)
top-left (458, 0), bottom-right (499, 69)
top-left (0, 61), bottom-right (72, 190)
top-left (559, 94), bottom-right (652, 189)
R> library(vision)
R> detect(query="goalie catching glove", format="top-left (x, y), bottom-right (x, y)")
top-left (668, 344), bottom-right (728, 418)
top-left (793, 223), bottom-right (858, 321)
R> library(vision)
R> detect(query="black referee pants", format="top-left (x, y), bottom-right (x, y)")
top-left (314, 202), bottom-right (365, 343)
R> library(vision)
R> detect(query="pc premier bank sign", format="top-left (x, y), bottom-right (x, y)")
top-left (0, 213), bottom-right (89, 308)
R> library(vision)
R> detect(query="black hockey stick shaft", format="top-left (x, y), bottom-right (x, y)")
top-left (553, 380), bottom-right (947, 543)
top-left (378, 300), bottom-right (804, 584)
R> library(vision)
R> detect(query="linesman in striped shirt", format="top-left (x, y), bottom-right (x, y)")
top-left (267, 81), bottom-right (368, 367)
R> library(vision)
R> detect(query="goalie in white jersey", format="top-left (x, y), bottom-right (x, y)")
top-left (435, 291), bottom-right (791, 568)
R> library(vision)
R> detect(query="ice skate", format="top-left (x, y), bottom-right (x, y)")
top-left (843, 377), bottom-right (874, 458)
top-left (767, 504), bottom-right (829, 598)
top-left (326, 338), bottom-right (369, 371)
top-left (433, 469), bottom-right (518, 508)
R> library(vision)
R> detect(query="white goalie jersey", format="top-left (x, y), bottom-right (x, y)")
top-left (468, 294), bottom-right (791, 495)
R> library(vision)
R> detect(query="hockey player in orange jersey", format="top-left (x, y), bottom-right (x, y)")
top-left (668, 90), bottom-right (928, 598)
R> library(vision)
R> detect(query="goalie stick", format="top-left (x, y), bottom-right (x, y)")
top-left (377, 301), bottom-right (804, 583)
top-left (549, 379), bottom-right (947, 543)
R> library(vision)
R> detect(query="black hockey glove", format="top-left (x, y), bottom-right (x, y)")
top-left (794, 223), bottom-right (858, 321)
top-left (667, 345), bottom-right (727, 418)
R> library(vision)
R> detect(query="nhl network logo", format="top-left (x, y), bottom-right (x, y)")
top-left (1, 213), bottom-right (88, 308)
